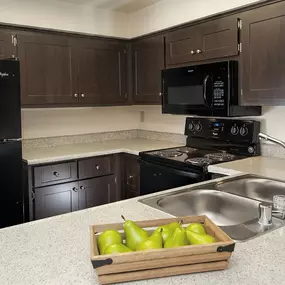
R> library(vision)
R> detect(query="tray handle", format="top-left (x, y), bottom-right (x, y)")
top-left (91, 258), bottom-right (113, 269)
top-left (217, 243), bottom-right (235, 253)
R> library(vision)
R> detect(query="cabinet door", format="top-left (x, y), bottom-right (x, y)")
top-left (0, 30), bottom-right (15, 59)
top-left (76, 38), bottom-right (127, 105)
top-left (198, 16), bottom-right (239, 60)
top-left (166, 26), bottom-right (199, 66)
top-left (34, 182), bottom-right (79, 220)
top-left (133, 35), bottom-right (164, 103)
top-left (78, 175), bottom-right (116, 210)
top-left (241, 2), bottom-right (285, 105)
top-left (18, 32), bottom-right (77, 106)
top-left (122, 154), bottom-right (140, 199)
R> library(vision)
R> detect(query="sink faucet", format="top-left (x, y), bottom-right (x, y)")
top-left (258, 195), bottom-right (285, 225)
top-left (258, 133), bottom-right (285, 149)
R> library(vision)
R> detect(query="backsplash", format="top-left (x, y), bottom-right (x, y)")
top-left (22, 129), bottom-right (285, 159)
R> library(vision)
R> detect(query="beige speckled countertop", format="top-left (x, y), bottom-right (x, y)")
top-left (22, 138), bottom-right (181, 165)
top-left (209, 156), bottom-right (285, 180)
top-left (1, 177), bottom-right (285, 285)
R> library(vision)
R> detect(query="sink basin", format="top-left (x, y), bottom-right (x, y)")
top-left (155, 189), bottom-right (260, 226)
top-left (139, 174), bottom-right (285, 242)
top-left (216, 176), bottom-right (285, 203)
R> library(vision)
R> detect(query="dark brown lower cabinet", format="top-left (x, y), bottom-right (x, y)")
top-left (78, 175), bottom-right (115, 210)
top-left (122, 154), bottom-right (140, 199)
top-left (34, 182), bottom-right (79, 219)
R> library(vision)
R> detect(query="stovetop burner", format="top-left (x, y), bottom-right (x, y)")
top-left (154, 150), bottom-right (183, 158)
top-left (185, 157), bottom-right (214, 165)
top-left (204, 152), bottom-right (236, 161)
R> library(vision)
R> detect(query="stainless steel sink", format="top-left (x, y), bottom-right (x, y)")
top-left (216, 176), bottom-right (285, 203)
top-left (139, 174), bottom-right (285, 242)
top-left (156, 189), bottom-right (260, 226)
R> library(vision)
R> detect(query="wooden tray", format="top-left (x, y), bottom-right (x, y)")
top-left (90, 215), bottom-right (235, 284)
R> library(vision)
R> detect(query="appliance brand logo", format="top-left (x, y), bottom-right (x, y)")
top-left (0, 72), bottom-right (9, 78)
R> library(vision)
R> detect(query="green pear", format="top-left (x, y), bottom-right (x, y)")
top-left (136, 230), bottom-right (163, 251)
top-left (122, 215), bottom-right (149, 251)
top-left (164, 227), bottom-right (188, 248)
top-left (186, 223), bottom-right (206, 234)
top-left (154, 221), bottom-right (182, 244)
top-left (97, 229), bottom-right (122, 255)
top-left (104, 243), bottom-right (133, 255)
top-left (186, 230), bottom-right (216, 245)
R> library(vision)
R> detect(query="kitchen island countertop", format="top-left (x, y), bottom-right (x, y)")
top-left (209, 156), bottom-right (285, 180)
top-left (1, 176), bottom-right (285, 285)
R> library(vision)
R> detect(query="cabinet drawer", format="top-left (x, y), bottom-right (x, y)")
top-left (34, 162), bottom-right (77, 187)
top-left (79, 156), bottom-right (114, 179)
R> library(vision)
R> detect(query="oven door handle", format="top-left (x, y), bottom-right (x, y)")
top-left (138, 158), bottom-right (202, 180)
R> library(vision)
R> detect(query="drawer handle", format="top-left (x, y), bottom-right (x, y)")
top-left (53, 171), bottom-right (59, 177)
top-left (80, 186), bottom-right (85, 191)
top-left (190, 50), bottom-right (196, 55)
top-left (72, 187), bottom-right (78, 192)
top-left (129, 175), bottom-right (134, 179)
top-left (196, 49), bottom-right (202, 54)
top-left (96, 165), bottom-right (100, 170)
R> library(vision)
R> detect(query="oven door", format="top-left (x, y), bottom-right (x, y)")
top-left (139, 159), bottom-right (205, 196)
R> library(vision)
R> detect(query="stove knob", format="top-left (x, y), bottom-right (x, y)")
top-left (195, 123), bottom-right (202, 132)
top-left (189, 122), bottom-right (195, 131)
top-left (231, 125), bottom-right (239, 135)
top-left (240, 126), bottom-right (248, 136)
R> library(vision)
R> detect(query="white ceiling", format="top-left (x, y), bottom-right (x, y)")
top-left (57, 0), bottom-right (161, 13)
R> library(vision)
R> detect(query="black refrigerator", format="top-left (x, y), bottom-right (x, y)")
top-left (0, 59), bottom-right (23, 228)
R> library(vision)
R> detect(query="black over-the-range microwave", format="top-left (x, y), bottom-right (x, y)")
top-left (161, 61), bottom-right (261, 117)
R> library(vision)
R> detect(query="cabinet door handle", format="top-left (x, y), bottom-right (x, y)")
top-left (159, 92), bottom-right (162, 96)
top-left (81, 93), bottom-right (85, 98)
top-left (196, 49), bottom-right (202, 54)
top-left (72, 187), bottom-right (78, 192)
top-left (96, 165), bottom-right (100, 170)
top-left (53, 171), bottom-right (59, 177)
top-left (80, 186), bottom-right (85, 191)
top-left (190, 50), bottom-right (196, 55)
top-left (74, 93), bottom-right (78, 98)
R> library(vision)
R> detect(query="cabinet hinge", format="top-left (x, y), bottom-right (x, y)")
top-left (237, 19), bottom-right (242, 30)
top-left (238, 43), bottom-right (242, 53)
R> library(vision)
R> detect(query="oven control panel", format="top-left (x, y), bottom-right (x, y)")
top-left (185, 117), bottom-right (260, 143)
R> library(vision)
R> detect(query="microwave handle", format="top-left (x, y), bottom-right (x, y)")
top-left (203, 75), bottom-right (210, 107)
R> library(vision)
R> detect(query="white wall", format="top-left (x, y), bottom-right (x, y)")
top-left (21, 107), bottom-right (139, 139)
top-left (0, 0), bottom-right (129, 38)
top-left (128, 0), bottom-right (262, 37)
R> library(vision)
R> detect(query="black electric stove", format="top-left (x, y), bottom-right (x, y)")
top-left (139, 117), bottom-right (260, 195)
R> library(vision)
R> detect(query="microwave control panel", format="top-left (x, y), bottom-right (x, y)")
top-left (213, 79), bottom-right (226, 108)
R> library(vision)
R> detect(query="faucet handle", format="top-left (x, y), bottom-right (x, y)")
top-left (258, 203), bottom-right (272, 226)
top-left (273, 195), bottom-right (285, 211)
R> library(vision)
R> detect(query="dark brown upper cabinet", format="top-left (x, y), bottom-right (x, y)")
top-left (240, 1), bottom-right (285, 105)
top-left (132, 35), bottom-right (164, 104)
top-left (0, 30), bottom-right (16, 59)
top-left (18, 32), bottom-right (77, 106)
top-left (166, 16), bottom-right (239, 66)
top-left (74, 38), bottom-right (128, 105)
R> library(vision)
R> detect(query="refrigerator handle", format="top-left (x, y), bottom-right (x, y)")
top-left (3, 138), bottom-right (22, 142)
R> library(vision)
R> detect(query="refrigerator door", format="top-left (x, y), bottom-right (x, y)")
top-left (0, 59), bottom-right (21, 140)
top-left (0, 140), bottom-right (23, 228)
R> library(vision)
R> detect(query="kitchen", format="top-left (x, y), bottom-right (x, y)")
top-left (1, 0), bottom-right (285, 284)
